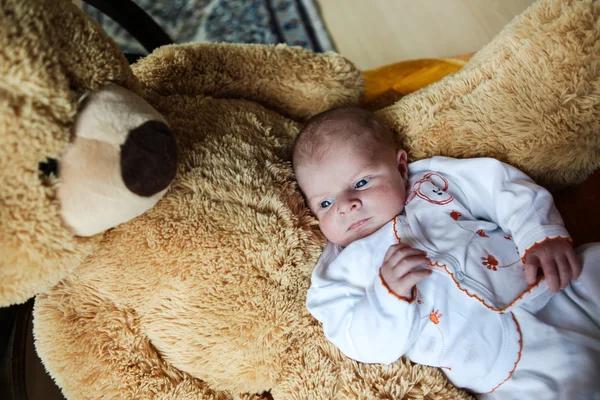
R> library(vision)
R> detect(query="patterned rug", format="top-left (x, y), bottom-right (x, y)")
top-left (83, 0), bottom-right (335, 54)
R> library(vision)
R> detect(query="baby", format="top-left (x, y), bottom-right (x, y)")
top-left (293, 107), bottom-right (600, 399)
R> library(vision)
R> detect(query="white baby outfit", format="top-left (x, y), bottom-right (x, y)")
top-left (306, 157), bottom-right (600, 399)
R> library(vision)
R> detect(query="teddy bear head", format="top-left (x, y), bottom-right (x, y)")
top-left (0, 0), bottom-right (177, 306)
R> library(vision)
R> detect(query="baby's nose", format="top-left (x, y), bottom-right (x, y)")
top-left (338, 197), bottom-right (361, 214)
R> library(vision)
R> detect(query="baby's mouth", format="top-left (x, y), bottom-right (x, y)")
top-left (348, 218), bottom-right (370, 231)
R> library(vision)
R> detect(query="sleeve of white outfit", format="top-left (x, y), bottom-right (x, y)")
top-left (429, 157), bottom-right (571, 258)
top-left (306, 244), bottom-right (421, 365)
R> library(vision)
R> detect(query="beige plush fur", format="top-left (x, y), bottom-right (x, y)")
top-left (0, 0), bottom-right (598, 398)
top-left (380, 0), bottom-right (600, 187)
top-left (0, 0), bottom-right (137, 306)
top-left (0, 0), bottom-right (173, 306)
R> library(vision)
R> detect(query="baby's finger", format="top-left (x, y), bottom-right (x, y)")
top-left (566, 247), bottom-right (582, 281)
top-left (555, 256), bottom-right (571, 290)
top-left (540, 259), bottom-right (560, 293)
top-left (523, 256), bottom-right (541, 285)
top-left (401, 269), bottom-right (433, 290)
top-left (386, 247), bottom-right (427, 268)
top-left (390, 255), bottom-right (429, 278)
top-left (383, 243), bottom-right (410, 263)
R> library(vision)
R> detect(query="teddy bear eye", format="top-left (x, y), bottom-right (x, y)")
top-left (39, 158), bottom-right (58, 178)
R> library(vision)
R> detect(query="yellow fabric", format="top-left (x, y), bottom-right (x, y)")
top-left (363, 56), bottom-right (471, 103)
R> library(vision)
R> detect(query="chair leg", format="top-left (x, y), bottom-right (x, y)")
top-left (0, 299), bottom-right (34, 400)
top-left (82, 0), bottom-right (173, 53)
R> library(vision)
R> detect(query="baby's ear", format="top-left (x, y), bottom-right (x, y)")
top-left (396, 149), bottom-right (408, 181)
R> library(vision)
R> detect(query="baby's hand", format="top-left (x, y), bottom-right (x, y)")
top-left (523, 240), bottom-right (581, 293)
top-left (380, 244), bottom-right (432, 299)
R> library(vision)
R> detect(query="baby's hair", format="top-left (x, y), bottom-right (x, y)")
top-left (292, 107), bottom-right (397, 170)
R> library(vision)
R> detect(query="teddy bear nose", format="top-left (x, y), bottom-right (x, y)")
top-left (120, 120), bottom-right (177, 197)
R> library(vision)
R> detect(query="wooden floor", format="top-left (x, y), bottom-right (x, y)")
top-left (315, 0), bottom-right (536, 70)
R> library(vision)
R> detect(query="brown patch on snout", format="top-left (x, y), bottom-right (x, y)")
top-left (120, 121), bottom-right (177, 197)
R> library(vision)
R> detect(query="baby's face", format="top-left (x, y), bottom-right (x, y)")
top-left (296, 139), bottom-right (408, 246)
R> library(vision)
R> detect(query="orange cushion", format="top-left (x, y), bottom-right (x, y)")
top-left (363, 56), bottom-right (472, 104)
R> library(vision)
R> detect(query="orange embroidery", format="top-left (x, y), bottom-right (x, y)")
top-left (490, 313), bottom-right (523, 393)
top-left (428, 261), bottom-right (544, 312)
top-left (520, 236), bottom-right (573, 264)
top-left (451, 218), bottom-right (492, 239)
top-left (504, 235), bottom-right (512, 240)
top-left (419, 308), bottom-right (447, 369)
top-left (406, 172), bottom-right (454, 205)
top-left (379, 271), bottom-right (417, 304)
top-left (482, 254), bottom-right (499, 271)
top-left (393, 217), bottom-right (401, 242)
top-left (429, 310), bottom-right (442, 324)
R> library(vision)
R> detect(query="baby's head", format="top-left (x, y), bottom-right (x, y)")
top-left (293, 107), bottom-right (408, 246)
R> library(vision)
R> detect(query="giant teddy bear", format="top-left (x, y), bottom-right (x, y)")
top-left (1, 0), bottom-right (599, 399)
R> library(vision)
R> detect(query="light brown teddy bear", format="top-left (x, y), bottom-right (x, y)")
top-left (1, 0), bottom-right (599, 399)
top-left (0, 0), bottom-right (177, 307)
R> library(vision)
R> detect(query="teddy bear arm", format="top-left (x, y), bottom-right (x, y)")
top-left (133, 43), bottom-right (363, 120)
top-left (33, 288), bottom-right (253, 399)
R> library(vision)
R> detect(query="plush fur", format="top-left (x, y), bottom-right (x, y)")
top-left (0, 0), bottom-right (598, 398)
top-left (380, 0), bottom-right (600, 188)
top-left (0, 0), bottom-right (136, 306)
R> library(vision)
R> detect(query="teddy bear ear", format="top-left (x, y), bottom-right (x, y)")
top-left (58, 83), bottom-right (177, 237)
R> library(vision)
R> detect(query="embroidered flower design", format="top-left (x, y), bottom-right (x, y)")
top-left (482, 254), bottom-right (499, 271)
top-left (504, 235), bottom-right (512, 240)
top-left (476, 229), bottom-right (489, 238)
top-left (450, 211), bottom-right (462, 221)
top-left (419, 308), bottom-right (450, 370)
top-left (429, 310), bottom-right (442, 324)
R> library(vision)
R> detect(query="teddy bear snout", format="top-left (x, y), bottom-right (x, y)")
top-left (120, 120), bottom-right (177, 197)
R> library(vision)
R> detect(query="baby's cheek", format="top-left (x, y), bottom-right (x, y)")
top-left (376, 186), bottom-right (405, 214)
top-left (319, 217), bottom-right (340, 244)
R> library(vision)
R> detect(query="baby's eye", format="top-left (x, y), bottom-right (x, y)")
top-left (354, 178), bottom-right (370, 189)
top-left (320, 200), bottom-right (332, 209)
